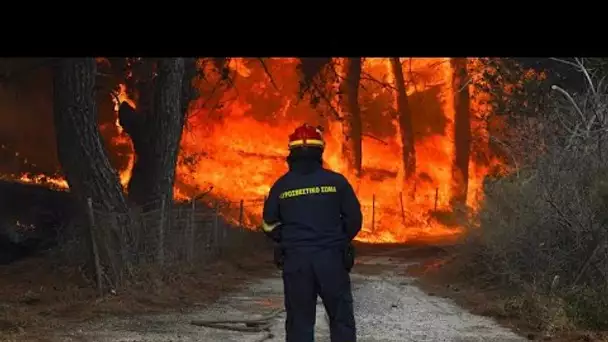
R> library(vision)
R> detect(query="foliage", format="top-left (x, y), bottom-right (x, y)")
top-left (444, 59), bottom-right (608, 334)
top-left (358, 77), bottom-right (397, 138)
top-left (296, 57), bottom-right (333, 101)
top-left (295, 58), bottom-right (341, 120)
top-left (467, 58), bottom-right (553, 172)
top-left (471, 58), bottom-right (549, 120)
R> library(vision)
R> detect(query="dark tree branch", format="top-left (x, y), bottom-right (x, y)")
top-left (52, 58), bottom-right (129, 213)
top-left (360, 71), bottom-right (398, 91)
top-left (363, 133), bottom-right (389, 145)
top-left (192, 186), bottom-right (214, 201)
top-left (257, 58), bottom-right (279, 91)
top-left (391, 57), bottom-right (417, 179)
top-left (125, 58), bottom-right (186, 207)
top-left (310, 79), bottom-right (342, 121)
top-left (181, 58), bottom-right (198, 116)
top-left (297, 57), bottom-right (332, 94)
top-left (195, 78), bottom-right (225, 110)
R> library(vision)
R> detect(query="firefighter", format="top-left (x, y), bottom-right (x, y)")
top-left (262, 123), bottom-right (363, 342)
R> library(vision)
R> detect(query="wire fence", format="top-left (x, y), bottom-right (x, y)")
top-left (85, 188), bottom-right (454, 294)
top-left (86, 197), bottom-right (268, 295)
top-left (203, 188), bottom-right (450, 234)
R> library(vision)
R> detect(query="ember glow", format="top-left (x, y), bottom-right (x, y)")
top-left (6, 57), bottom-right (503, 244)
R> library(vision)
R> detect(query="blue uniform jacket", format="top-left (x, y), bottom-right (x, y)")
top-left (262, 160), bottom-right (363, 251)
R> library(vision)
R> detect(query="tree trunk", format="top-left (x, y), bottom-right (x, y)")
top-left (450, 58), bottom-right (472, 207)
top-left (52, 58), bottom-right (129, 214)
top-left (390, 58), bottom-right (416, 180)
top-left (337, 58), bottom-right (363, 177)
top-left (119, 58), bottom-right (190, 209)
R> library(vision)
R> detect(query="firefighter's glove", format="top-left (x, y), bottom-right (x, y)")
top-left (273, 245), bottom-right (285, 270)
top-left (343, 242), bottom-right (355, 272)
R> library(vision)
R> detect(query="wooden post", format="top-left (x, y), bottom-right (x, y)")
top-left (262, 196), bottom-right (267, 232)
top-left (371, 194), bottom-right (376, 232)
top-left (239, 199), bottom-right (246, 247)
top-left (239, 199), bottom-right (244, 230)
top-left (213, 201), bottom-right (219, 256)
top-left (158, 197), bottom-right (166, 266)
top-left (87, 198), bottom-right (103, 297)
top-left (399, 192), bottom-right (406, 226)
top-left (221, 203), bottom-right (228, 247)
top-left (599, 133), bottom-right (603, 162)
top-left (188, 198), bottom-right (196, 262)
top-left (434, 188), bottom-right (439, 211)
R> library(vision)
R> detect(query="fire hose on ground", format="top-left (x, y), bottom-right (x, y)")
top-left (190, 307), bottom-right (285, 341)
top-left (189, 244), bottom-right (355, 337)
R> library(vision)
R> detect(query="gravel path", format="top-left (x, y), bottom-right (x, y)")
top-left (56, 255), bottom-right (526, 342)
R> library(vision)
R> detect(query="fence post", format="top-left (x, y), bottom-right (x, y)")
top-left (188, 198), bottom-right (196, 262)
top-left (239, 199), bottom-right (244, 230)
top-left (221, 202), bottom-right (228, 253)
top-left (86, 198), bottom-right (103, 297)
top-left (371, 194), bottom-right (376, 233)
top-left (434, 188), bottom-right (439, 211)
top-left (213, 201), bottom-right (220, 256)
top-left (399, 192), bottom-right (406, 226)
top-left (158, 197), bottom-right (166, 266)
top-left (599, 133), bottom-right (603, 162)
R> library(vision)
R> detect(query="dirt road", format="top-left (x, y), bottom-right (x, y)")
top-left (55, 250), bottom-right (525, 342)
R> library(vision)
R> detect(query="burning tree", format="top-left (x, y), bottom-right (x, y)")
top-left (450, 58), bottom-right (472, 207)
top-left (444, 58), bottom-right (608, 333)
top-left (3, 57), bottom-right (513, 245)
top-left (389, 58), bottom-right (416, 181)
top-left (50, 57), bottom-right (200, 211)
top-left (468, 58), bottom-right (551, 176)
top-left (117, 58), bottom-right (198, 208)
top-left (336, 58), bottom-right (363, 177)
top-left (298, 57), bottom-right (364, 177)
top-left (52, 58), bottom-right (130, 214)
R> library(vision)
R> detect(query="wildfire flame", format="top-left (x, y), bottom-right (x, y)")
top-left (4, 57), bottom-right (506, 244)
top-left (17, 173), bottom-right (67, 189)
top-left (110, 84), bottom-right (136, 187)
top-left (176, 57), bottom-right (498, 243)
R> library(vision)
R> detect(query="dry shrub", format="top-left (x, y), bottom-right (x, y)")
top-left (448, 59), bottom-right (608, 333)
top-left (49, 199), bottom-right (272, 291)
top-left (0, 198), bottom-right (274, 335)
top-left (0, 223), bottom-right (274, 339)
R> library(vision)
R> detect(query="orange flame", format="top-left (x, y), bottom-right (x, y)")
top-left (110, 84), bottom-right (135, 188)
top-left (17, 173), bottom-right (68, 189)
top-left (176, 57), bottom-right (496, 243)
top-left (6, 57), bottom-right (506, 245)
top-left (11, 84), bottom-right (135, 190)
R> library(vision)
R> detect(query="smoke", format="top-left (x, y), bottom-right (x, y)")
top-left (0, 66), bottom-right (130, 179)
top-left (0, 68), bottom-right (57, 176)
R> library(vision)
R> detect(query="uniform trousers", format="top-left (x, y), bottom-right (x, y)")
top-left (282, 248), bottom-right (356, 342)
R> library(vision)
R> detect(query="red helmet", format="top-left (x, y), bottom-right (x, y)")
top-left (288, 124), bottom-right (325, 150)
